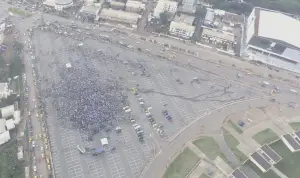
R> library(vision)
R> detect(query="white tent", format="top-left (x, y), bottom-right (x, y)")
top-left (0, 131), bottom-right (10, 145)
top-left (6, 119), bottom-right (15, 130)
top-left (0, 119), bottom-right (6, 134)
top-left (100, 138), bottom-right (108, 145)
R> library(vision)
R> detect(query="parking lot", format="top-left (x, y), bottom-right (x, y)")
top-left (29, 23), bottom-right (264, 178)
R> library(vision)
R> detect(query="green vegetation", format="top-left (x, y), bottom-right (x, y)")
top-left (193, 136), bottom-right (222, 160)
top-left (199, 173), bottom-right (210, 178)
top-left (289, 122), bottom-right (300, 131)
top-left (244, 160), bottom-right (281, 178)
top-left (9, 53), bottom-right (23, 78)
top-left (163, 147), bottom-right (200, 178)
top-left (0, 140), bottom-right (24, 178)
top-left (8, 7), bottom-right (31, 17)
top-left (271, 140), bottom-right (300, 178)
top-left (223, 130), bottom-right (247, 162)
top-left (252, 128), bottom-right (279, 145)
top-left (228, 120), bottom-right (243, 134)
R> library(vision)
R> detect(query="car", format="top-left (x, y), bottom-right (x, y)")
top-left (33, 165), bottom-right (37, 172)
top-left (47, 165), bottom-right (51, 170)
top-left (290, 89), bottom-right (298, 93)
top-left (41, 153), bottom-right (44, 158)
top-left (41, 146), bottom-right (43, 152)
top-left (32, 141), bottom-right (35, 148)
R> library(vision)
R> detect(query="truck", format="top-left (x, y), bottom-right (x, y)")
top-left (77, 145), bottom-right (86, 154)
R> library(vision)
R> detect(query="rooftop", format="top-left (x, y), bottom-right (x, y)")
top-left (174, 14), bottom-right (195, 25)
top-left (80, 5), bottom-right (100, 15)
top-left (254, 7), bottom-right (300, 49)
top-left (0, 119), bottom-right (6, 134)
top-left (170, 21), bottom-right (195, 32)
top-left (99, 8), bottom-right (141, 24)
top-left (126, 0), bottom-right (144, 9)
top-left (0, 83), bottom-right (8, 93)
top-left (202, 27), bottom-right (234, 42)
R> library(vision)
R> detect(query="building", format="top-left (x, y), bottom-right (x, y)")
top-left (180, 0), bottom-right (195, 15)
top-left (110, 1), bottom-right (125, 10)
top-left (0, 119), bottom-right (6, 134)
top-left (79, 5), bottom-right (100, 20)
top-left (6, 119), bottom-right (15, 130)
top-left (169, 21), bottom-right (195, 39)
top-left (125, 0), bottom-right (145, 13)
top-left (0, 131), bottom-right (10, 145)
top-left (98, 8), bottom-right (141, 27)
top-left (174, 14), bottom-right (195, 25)
top-left (43, 0), bottom-right (73, 10)
top-left (201, 26), bottom-right (235, 44)
top-left (246, 7), bottom-right (300, 66)
top-left (0, 83), bottom-right (11, 99)
top-left (1, 105), bottom-right (15, 118)
top-left (203, 8), bottom-right (214, 25)
top-left (13, 110), bottom-right (21, 125)
top-left (153, 0), bottom-right (178, 18)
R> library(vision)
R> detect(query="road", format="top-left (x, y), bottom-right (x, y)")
top-left (11, 15), bottom-right (50, 177)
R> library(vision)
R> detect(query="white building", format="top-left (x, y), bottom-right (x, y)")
top-left (43, 0), bottom-right (73, 10)
top-left (245, 7), bottom-right (300, 73)
top-left (0, 119), bottom-right (6, 134)
top-left (13, 110), bottom-right (21, 125)
top-left (6, 119), bottom-right (15, 130)
top-left (98, 8), bottom-right (141, 27)
top-left (110, 1), bottom-right (125, 10)
top-left (0, 131), bottom-right (10, 145)
top-left (169, 21), bottom-right (195, 39)
top-left (79, 5), bottom-right (100, 20)
top-left (1, 105), bottom-right (14, 118)
top-left (0, 83), bottom-right (11, 99)
top-left (153, 0), bottom-right (178, 18)
top-left (125, 0), bottom-right (145, 13)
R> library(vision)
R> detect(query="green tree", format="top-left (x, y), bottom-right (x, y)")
top-left (159, 12), bottom-right (169, 25)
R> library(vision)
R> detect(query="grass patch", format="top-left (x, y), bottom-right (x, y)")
top-left (289, 122), bottom-right (300, 131)
top-left (223, 130), bottom-right (247, 162)
top-left (0, 140), bottom-right (24, 178)
top-left (8, 7), bottom-right (31, 17)
top-left (163, 147), bottom-right (200, 178)
top-left (252, 128), bottom-right (279, 145)
top-left (228, 120), bottom-right (243, 134)
top-left (244, 160), bottom-right (280, 178)
top-left (193, 136), bottom-right (222, 160)
top-left (270, 140), bottom-right (300, 178)
top-left (199, 173), bottom-right (210, 178)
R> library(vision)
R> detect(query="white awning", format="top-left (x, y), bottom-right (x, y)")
top-left (100, 138), bottom-right (108, 145)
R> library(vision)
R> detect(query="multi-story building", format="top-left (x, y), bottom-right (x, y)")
top-left (153, 0), bottom-right (178, 18)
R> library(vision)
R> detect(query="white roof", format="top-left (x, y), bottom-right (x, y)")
top-left (80, 5), bottom-right (100, 15)
top-left (0, 131), bottom-right (10, 145)
top-left (1, 105), bottom-right (14, 118)
top-left (99, 9), bottom-right (140, 24)
top-left (174, 14), bottom-right (195, 25)
top-left (0, 83), bottom-right (8, 93)
top-left (126, 0), bottom-right (143, 9)
top-left (170, 21), bottom-right (195, 32)
top-left (13, 110), bottom-right (21, 124)
top-left (55, 0), bottom-right (73, 5)
top-left (257, 8), bottom-right (300, 49)
top-left (153, 0), bottom-right (178, 18)
top-left (0, 119), bottom-right (6, 134)
top-left (100, 138), bottom-right (108, 145)
top-left (6, 119), bottom-right (15, 130)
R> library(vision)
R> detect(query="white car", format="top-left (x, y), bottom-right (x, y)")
top-left (32, 141), bottom-right (35, 148)
top-left (290, 89), bottom-right (298, 93)
top-left (33, 165), bottom-right (37, 172)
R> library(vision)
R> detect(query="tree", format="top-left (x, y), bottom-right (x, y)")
top-left (159, 12), bottom-right (169, 25)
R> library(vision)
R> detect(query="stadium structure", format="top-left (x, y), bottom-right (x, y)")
top-left (245, 7), bottom-right (300, 72)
